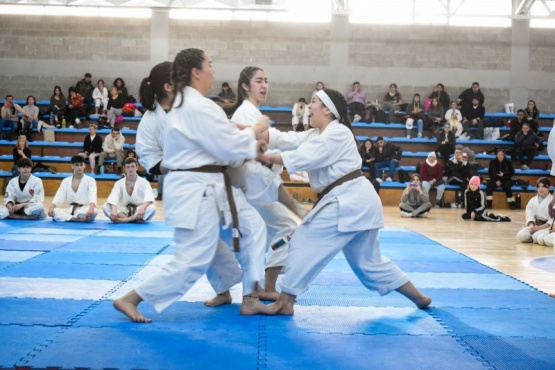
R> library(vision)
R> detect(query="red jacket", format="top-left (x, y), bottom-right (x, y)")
top-left (420, 161), bottom-right (443, 182)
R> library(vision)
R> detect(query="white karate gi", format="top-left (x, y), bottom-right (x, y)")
top-left (231, 100), bottom-right (297, 269)
top-left (51, 175), bottom-right (98, 222)
top-left (136, 103), bottom-right (165, 173)
top-left (444, 108), bottom-right (464, 137)
top-left (516, 194), bottom-right (553, 243)
top-left (267, 121), bottom-right (409, 296)
top-left (134, 87), bottom-right (267, 313)
top-left (292, 102), bottom-right (310, 127)
top-left (0, 174), bottom-right (46, 219)
top-left (102, 176), bottom-right (156, 221)
top-left (548, 122), bottom-right (555, 176)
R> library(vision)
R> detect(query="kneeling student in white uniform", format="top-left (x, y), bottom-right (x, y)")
top-left (103, 157), bottom-right (156, 223)
top-left (48, 155), bottom-right (98, 222)
top-left (258, 88), bottom-right (431, 315)
top-left (0, 158), bottom-right (46, 220)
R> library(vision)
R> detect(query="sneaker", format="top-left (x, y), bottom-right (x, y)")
top-left (521, 165), bottom-right (529, 170)
top-left (406, 135), bottom-right (411, 139)
top-left (354, 114), bottom-right (361, 122)
top-left (417, 133), bottom-right (422, 138)
top-left (69, 125), bottom-right (74, 129)
top-left (418, 212), bottom-right (429, 218)
top-left (376, 178), bottom-right (383, 184)
top-left (385, 177), bottom-right (392, 182)
top-left (55, 124), bottom-right (61, 128)
top-left (75, 118), bottom-right (80, 125)
top-left (434, 203), bottom-right (441, 208)
top-left (451, 203), bottom-right (458, 208)
top-left (401, 211), bottom-right (412, 218)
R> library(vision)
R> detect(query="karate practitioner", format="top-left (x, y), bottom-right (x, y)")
top-left (258, 88), bottom-right (431, 315)
top-left (48, 155), bottom-right (98, 222)
top-left (230, 66), bottom-right (306, 300)
top-left (135, 61), bottom-right (243, 308)
top-left (114, 48), bottom-right (272, 322)
top-left (516, 177), bottom-right (553, 244)
top-left (0, 158), bottom-right (46, 220)
top-left (102, 157), bottom-right (156, 223)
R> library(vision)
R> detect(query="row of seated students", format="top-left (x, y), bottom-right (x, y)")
top-left (0, 73), bottom-right (135, 141)
top-left (0, 156), bottom-right (155, 223)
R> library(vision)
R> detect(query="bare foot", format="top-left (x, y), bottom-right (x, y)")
top-left (549, 293), bottom-right (555, 298)
top-left (258, 290), bottom-right (280, 301)
top-left (113, 290), bottom-right (152, 323)
top-left (264, 300), bottom-right (294, 315)
top-left (414, 295), bottom-right (432, 309)
top-left (239, 295), bottom-right (274, 315)
top-left (204, 291), bottom-right (232, 307)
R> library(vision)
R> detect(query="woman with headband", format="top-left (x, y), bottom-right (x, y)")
top-left (258, 88), bottom-right (431, 315)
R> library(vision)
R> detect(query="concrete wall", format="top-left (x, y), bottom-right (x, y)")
top-left (1, 12), bottom-right (554, 112)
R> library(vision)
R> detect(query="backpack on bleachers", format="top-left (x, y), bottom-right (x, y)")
top-left (375, 110), bottom-right (387, 123)
top-left (397, 169), bottom-right (411, 183)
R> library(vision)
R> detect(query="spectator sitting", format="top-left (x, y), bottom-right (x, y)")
top-left (500, 109), bottom-right (527, 142)
top-left (292, 97), bottom-right (310, 131)
top-left (107, 86), bottom-right (126, 128)
top-left (49, 86), bottom-right (65, 128)
top-left (428, 83), bottom-right (450, 111)
top-left (399, 173), bottom-right (432, 218)
top-left (516, 177), bottom-right (552, 243)
top-left (486, 148), bottom-right (516, 209)
top-left (445, 147), bottom-right (471, 204)
top-left (0, 158), bottom-right (46, 220)
top-left (98, 127), bottom-right (125, 175)
top-left (462, 176), bottom-right (510, 222)
top-left (78, 124), bottom-right (103, 174)
top-left (20, 95), bottom-right (39, 142)
top-left (311, 81), bottom-right (325, 99)
top-left (66, 87), bottom-right (85, 128)
top-left (12, 134), bottom-right (56, 175)
top-left (405, 93), bottom-right (425, 139)
top-left (426, 97), bottom-right (445, 136)
top-left (113, 78), bottom-right (129, 101)
top-left (525, 100), bottom-right (540, 135)
top-left (102, 157), bottom-right (156, 223)
top-left (217, 82), bottom-right (236, 104)
top-left (93, 79), bottom-right (108, 116)
top-left (359, 138), bottom-right (376, 178)
top-left (514, 122), bottom-right (542, 170)
top-left (47, 155), bottom-right (98, 223)
top-left (383, 83), bottom-right (403, 124)
top-left (374, 136), bottom-right (402, 182)
top-left (75, 72), bottom-right (94, 120)
top-left (458, 82), bottom-right (485, 120)
top-left (346, 81), bottom-right (366, 122)
top-left (444, 100), bottom-right (464, 138)
top-left (1, 95), bottom-right (24, 140)
top-left (436, 122), bottom-right (456, 162)
top-left (462, 97), bottom-right (485, 140)
top-left (420, 152), bottom-right (446, 208)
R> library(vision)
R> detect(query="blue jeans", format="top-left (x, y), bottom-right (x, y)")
top-left (406, 119), bottom-right (423, 136)
top-left (374, 160), bottom-right (399, 179)
top-left (0, 118), bottom-right (18, 139)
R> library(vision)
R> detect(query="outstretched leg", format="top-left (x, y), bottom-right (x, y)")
top-left (396, 281), bottom-right (431, 309)
top-left (113, 290), bottom-right (152, 323)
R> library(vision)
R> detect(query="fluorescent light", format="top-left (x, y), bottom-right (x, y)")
top-left (350, 13), bottom-right (412, 25)
top-left (530, 19), bottom-right (555, 29)
top-left (170, 9), bottom-right (233, 20)
top-left (0, 5), bottom-right (151, 17)
top-left (449, 16), bottom-right (511, 28)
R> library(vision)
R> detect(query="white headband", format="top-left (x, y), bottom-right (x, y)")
top-left (315, 90), bottom-right (340, 120)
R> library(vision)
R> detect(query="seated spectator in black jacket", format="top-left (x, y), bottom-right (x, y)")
top-left (462, 97), bottom-right (485, 139)
top-left (428, 83), bottom-right (451, 111)
top-left (359, 138), bottom-right (377, 179)
top-left (500, 109), bottom-right (527, 142)
top-left (485, 148), bottom-right (516, 209)
top-left (458, 82), bottom-right (485, 118)
top-left (78, 124), bottom-right (103, 174)
top-left (525, 100), bottom-right (540, 135)
top-left (514, 122), bottom-right (542, 170)
top-left (436, 122), bottom-right (456, 162)
top-left (445, 147), bottom-right (471, 192)
top-left (374, 136), bottom-right (402, 182)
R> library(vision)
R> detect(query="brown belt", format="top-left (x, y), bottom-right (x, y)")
top-left (312, 169), bottom-right (364, 209)
top-left (175, 165), bottom-right (241, 252)
top-left (69, 202), bottom-right (84, 216)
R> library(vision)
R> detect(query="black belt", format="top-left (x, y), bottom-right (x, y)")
top-left (312, 169), bottom-right (364, 209)
top-left (69, 202), bottom-right (84, 216)
top-left (175, 165), bottom-right (241, 252)
top-left (126, 203), bottom-right (138, 216)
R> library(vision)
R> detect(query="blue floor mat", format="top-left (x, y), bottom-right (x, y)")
top-left (56, 242), bottom-right (166, 254)
top-left (24, 326), bottom-right (260, 369)
top-left (381, 243), bottom-right (472, 262)
top-left (0, 233), bottom-right (85, 243)
top-left (422, 288), bottom-right (555, 309)
top-left (0, 297), bottom-right (95, 326)
top-left (409, 272), bottom-right (530, 290)
top-left (530, 256), bottom-right (555, 273)
top-left (462, 337), bottom-right (555, 369)
top-left (76, 235), bottom-right (173, 246)
top-left (4, 227), bottom-right (100, 236)
top-left (324, 258), bottom-right (497, 274)
top-left (0, 240), bottom-right (69, 252)
top-left (0, 261), bottom-right (14, 270)
top-left (0, 261), bottom-right (138, 280)
top-left (264, 332), bottom-right (487, 370)
top-left (429, 307), bottom-right (555, 337)
top-left (0, 325), bottom-right (61, 367)
top-left (32, 251), bottom-right (155, 266)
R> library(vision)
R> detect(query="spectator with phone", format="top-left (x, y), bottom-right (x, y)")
top-left (399, 173), bottom-right (432, 218)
